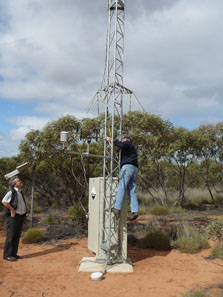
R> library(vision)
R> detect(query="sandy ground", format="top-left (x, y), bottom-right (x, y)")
top-left (0, 232), bottom-right (223, 297)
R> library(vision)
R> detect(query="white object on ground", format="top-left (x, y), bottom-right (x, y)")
top-left (90, 272), bottom-right (103, 280)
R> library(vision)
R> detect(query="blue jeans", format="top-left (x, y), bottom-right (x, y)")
top-left (114, 164), bottom-right (139, 213)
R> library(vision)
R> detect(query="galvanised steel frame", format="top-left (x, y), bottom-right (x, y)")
top-left (99, 0), bottom-right (128, 264)
top-left (89, 0), bottom-right (143, 264)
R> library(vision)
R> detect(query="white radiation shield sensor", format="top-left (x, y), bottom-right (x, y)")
top-left (60, 131), bottom-right (68, 143)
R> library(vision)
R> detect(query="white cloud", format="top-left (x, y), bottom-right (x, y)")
top-left (0, 0), bottom-right (105, 109)
top-left (0, 0), bottom-right (223, 157)
top-left (9, 126), bottom-right (30, 141)
top-left (8, 116), bottom-right (48, 129)
top-left (125, 0), bottom-right (223, 122)
top-left (0, 131), bottom-right (20, 157)
top-left (0, 116), bottom-right (49, 157)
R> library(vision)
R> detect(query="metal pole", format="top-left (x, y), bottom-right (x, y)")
top-left (30, 164), bottom-right (36, 227)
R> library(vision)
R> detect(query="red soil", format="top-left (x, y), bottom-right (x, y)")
top-left (1, 233), bottom-right (223, 297)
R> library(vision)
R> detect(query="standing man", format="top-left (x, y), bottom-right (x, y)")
top-left (2, 177), bottom-right (27, 261)
top-left (106, 135), bottom-right (139, 221)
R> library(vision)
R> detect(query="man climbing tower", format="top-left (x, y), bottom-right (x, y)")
top-left (106, 135), bottom-right (139, 221)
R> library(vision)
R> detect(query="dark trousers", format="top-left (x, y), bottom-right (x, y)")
top-left (3, 214), bottom-right (25, 259)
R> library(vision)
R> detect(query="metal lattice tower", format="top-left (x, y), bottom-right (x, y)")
top-left (101, 0), bottom-right (128, 265)
top-left (102, 0), bottom-right (126, 264)
top-left (88, 0), bottom-right (143, 265)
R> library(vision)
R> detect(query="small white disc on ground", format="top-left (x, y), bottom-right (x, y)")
top-left (90, 272), bottom-right (103, 280)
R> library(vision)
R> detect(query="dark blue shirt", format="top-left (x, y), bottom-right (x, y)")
top-left (114, 140), bottom-right (138, 168)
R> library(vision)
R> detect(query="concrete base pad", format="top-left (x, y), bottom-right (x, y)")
top-left (78, 257), bottom-right (133, 273)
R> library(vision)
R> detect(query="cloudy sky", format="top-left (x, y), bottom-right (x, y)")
top-left (0, 0), bottom-right (222, 157)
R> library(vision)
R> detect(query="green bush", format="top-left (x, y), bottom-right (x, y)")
top-left (184, 290), bottom-right (210, 297)
top-left (68, 205), bottom-right (86, 223)
top-left (206, 219), bottom-right (223, 242)
top-left (150, 206), bottom-right (170, 216)
top-left (44, 215), bottom-right (54, 225)
top-left (22, 228), bottom-right (43, 243)
top-left (139, 229), bottom-right (171, 250)
top-left (172, 231), bottom-right (209, 254)
top-left (169, 207), bottom-right (184, 214)
top-left (26, 200), bottom-right (42, 213)
top-left (149, 206), bottom-right (183, 215)
top-left (138, 206), bottom-right (148, 215)
top-left (215, 195), bottom-right (223, 205)
top-left (211, 243), bottom-right (223, 259)
top-left (51, 202), bottom-right (59, 209)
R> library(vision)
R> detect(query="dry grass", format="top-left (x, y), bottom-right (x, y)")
top-left (22, 228), bottom-right (43, 243)
top-left (138, 188), bottom-right (215, 209)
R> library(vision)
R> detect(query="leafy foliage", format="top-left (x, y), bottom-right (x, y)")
top-left (44, 215), bottom-right (55, 225)
top-left (184, 290), bottom-right (210, 297)
top-left (25, 200), bottom-right (42, 213)
top-left (206, 219), bottom-right (223, 242)
top-left (211, 243), bottom-right (223, 259)
top-left (22, 228), bottom-right (43, 243)
top-left (172, 230), bottom-right (209, 253)
top-left (2, 111), bottom-right (223, 208)
top-left (68, 205), bottom-right (86, 225)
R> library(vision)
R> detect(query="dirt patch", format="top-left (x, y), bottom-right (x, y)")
top-left (1, 231), bottom-right (223, 297)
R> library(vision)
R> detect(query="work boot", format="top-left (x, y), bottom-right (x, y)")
top-left (3, 256), bottom-right (17, 261)
top-left (111, 208), bottom-right (120, 216)
top-left (128, 212), bottom-right (138, 221)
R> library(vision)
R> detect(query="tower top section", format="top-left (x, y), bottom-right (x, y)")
top-left (108, 0), bottom-right (125, 10)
